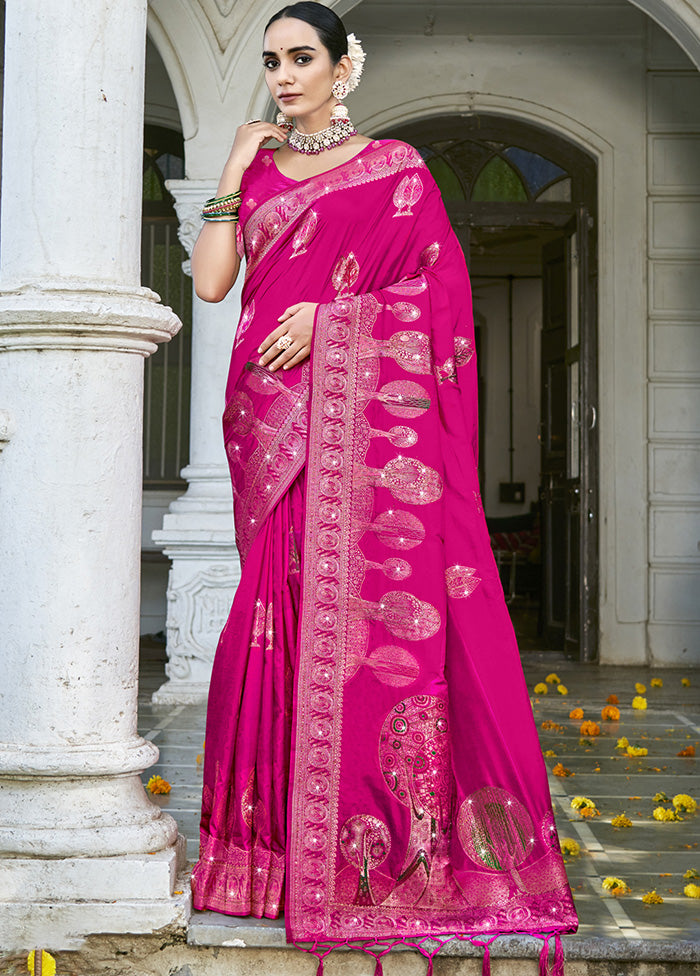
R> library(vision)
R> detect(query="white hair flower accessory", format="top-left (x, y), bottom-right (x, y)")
top-left (346, 33), bottom-right (366, 92)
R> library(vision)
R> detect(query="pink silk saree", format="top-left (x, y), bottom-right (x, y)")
top-left (191, 139), bottom-right (578, 974)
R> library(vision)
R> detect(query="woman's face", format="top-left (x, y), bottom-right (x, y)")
top-left (263, 17), bottom-right (350, 119)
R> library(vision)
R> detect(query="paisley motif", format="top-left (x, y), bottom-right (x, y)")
top-left (234, 299), bottom-right (256, 349)
top-left (332, 252), bottom-right (360, 296)
top-left (393, 173), bottom-right (424, 217)
top-left (290, 209), bottom-right (318, 258)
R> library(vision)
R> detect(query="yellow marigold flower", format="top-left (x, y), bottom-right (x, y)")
top-left (650, 678), bottom-right (663, 688)
top-left (569, 707), bottom-right (584, 719)
top-left (602, 876), bottom-right (630, 895)
top-left (552, 762), bottom-right (574, 777)
top-left (682, 678), bottom-right (691, 687)
top-left (543, 749), bottom-right (557, 757)
top-left (560, 838), bottom-right (580, 856)
top-left (632, 696), bottom-right (647, 710)
top-left (606, 693), bottom-right (619, 704)
top-left (626, 746), bottom-right (648, 757)
top-left (616, 736), bottom-right (629, 749)
top-left (683, 869), bottom-right (700, 880)
top-left (28, 952), bottom-right (56, 976)
top-left (601, 705), bottom-right (620, 721)
top-left (545, 673), bottom-right (560, 684)
top-left (611, 813), bottom-right (633, 827)
top-left (672, 794), bottom-right (697, 814)
top-left (579, 720), bottom-right (601, 736)
top-left (684, 883), bottom-right (700, 899)
top-left (147, 775), bottom-right (171, 795)
top-left (557, 684), bottom-right (568, 695)
top-left (534, 682), bottom-right (548, 694)
top-left (642, 890), bottom-right (664, 904)
top-left (635, 682), bottom-right (646, 694)
top-left (653, 806), bottom-right (681, 822)
top-left (571, 795), bottom-right (595, 809)
top-left (653, 791), bottom-right (669, 803)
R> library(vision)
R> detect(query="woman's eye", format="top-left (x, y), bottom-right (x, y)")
top-left (295, 55), bottom-right (311, 64)
top-left (263, 60), bottom-right (279, 70)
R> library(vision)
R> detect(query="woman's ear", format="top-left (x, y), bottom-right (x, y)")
top-left (335, 53), bottom-right (353, 86)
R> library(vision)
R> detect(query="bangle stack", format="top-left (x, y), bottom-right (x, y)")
top-left (201, 190), bottom-right (241, 222)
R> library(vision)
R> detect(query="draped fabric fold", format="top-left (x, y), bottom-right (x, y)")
top-left (191, 139), bottom-right (578, 963)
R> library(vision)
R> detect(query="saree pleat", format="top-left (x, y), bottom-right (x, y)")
top-left (192, 467), bottom-right (305, 918)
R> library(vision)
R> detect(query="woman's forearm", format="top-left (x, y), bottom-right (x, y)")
top-left (191, 161), bottom-right (245, 303)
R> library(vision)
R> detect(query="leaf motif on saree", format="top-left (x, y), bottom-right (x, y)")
top-left (445, 565), bottom-right (482, 598)
top-left (365, 455), bottom-right (443, 505)
top-left (393, 173), bottom-right (424, 217)
top-left (332, 252), bottom-right (360, 296)
top-left (368, 509), bottom-right (425, 549)
top-left (457, 787), bottom-right (535, 890)
top-left (356, 590), bottom-right (441, 641)
top-left (290, 209), bottom-right (318, 258)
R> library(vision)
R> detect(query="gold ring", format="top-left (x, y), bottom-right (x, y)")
top-left (276, 335), bottom-right (293, 351)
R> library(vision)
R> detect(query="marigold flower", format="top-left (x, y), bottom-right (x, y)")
top-left (552, 762), bottom-right (574, 777)
top-left (611, 813), bottom-right (633, 827)
top-left (543, 749), bottom-right (557, 757)
top-left (672, 794), bottom-right (697, 814)
top-left (602, 876), bottom-right (630, 895)
top-left (653, 806), bottom-right (681, 822)
top-left (601, 705), bottom-right (620, 721)
top-left (626, 746), bottom-right (648, 757)
top-left (541, 719), bottom-right (564, 731)
top-left (606, 694), bottom-right (619, 705)
top-left (569, 707), bottom-right (584, 719)
top-left (684, 883), bottom-right (700, 898)
top-left (560, 839), bottom-right (580, 856)
top-left (557, 684), bottom-right (568, 695)
top-left (147, 775), bottom-right (171, 795)
top-left (677, 745), bottom-right (696, 757)
top-left (682, 678), bottom-right (691, 687)
top-left (650, 677), bottom-right (663, 688)
top-left (635, 682), bottom-right (646, 694)
top-left (632, 696), bottom-right (647, 710)
top-left (545, 673), bottom-right (560, 684)
top-left (571, 795), bottom-right (596, 810)
top-left (653, 791), bottom-right (669, 803)
top-left (579, 720), bottom-right (600, 736)
top-left (580, 806), bottom-right (599, 819)
top-left (534, 682), bottom-right (548, 694)
top-left (683, 868), bottom-right (699, 880)
top-left (616, 737), bottom-right (629, 749)
top-left (642, 889), bottom-right (664, 904)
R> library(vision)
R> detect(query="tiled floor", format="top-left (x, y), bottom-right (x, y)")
top-left (138, 641), bottom-right (700, 945)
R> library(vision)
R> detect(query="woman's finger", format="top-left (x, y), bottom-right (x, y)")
top-left (282, 345), bottom-right (311, 370)
top-left (278, 303), bottom-right (303, 322)
top-left (258, 321), bottom-right (289, 355)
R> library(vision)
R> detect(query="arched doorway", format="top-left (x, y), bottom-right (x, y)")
top-left (380, 115), bottom-right (599, 661)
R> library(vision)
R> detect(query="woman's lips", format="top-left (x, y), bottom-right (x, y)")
top-left (279, 93), bottom-right (300, 102)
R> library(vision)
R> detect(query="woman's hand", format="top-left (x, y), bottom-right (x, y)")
top-left (258, 302), bottom-right (319, 372)
top-left (227, 120), bottom-right (288, 175)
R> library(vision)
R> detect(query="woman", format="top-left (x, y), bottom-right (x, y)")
top-left (190, 4), bottom-right (578, 973)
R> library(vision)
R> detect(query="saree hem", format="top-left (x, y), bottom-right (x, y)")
top-left (191, 838), bottom-right (286, 919)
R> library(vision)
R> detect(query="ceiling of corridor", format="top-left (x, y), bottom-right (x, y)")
top-left (345, 0), bottom-right (646, 36)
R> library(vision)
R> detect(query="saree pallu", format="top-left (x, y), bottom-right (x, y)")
top-left (191, 139), bottom-right (578, 974)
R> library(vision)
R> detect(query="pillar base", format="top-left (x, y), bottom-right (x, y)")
top-left (0, 836), bottom-right (189, 952)
top-left (152, 467), bottom-right (240, 704)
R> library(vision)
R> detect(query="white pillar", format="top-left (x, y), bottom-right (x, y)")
top-left (151, 180), bottom-right (240, 704)
top-left (0, 0), bottom-right (185, 951)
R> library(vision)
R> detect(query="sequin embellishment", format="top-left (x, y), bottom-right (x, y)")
top-left (339, 814), bottom-right (391, 905)
top-left (457, 786), bottom-right (535, 886)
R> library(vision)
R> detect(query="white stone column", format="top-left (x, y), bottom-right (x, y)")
top-left (151, 180), bottom-right (240, 704)
top-left (0, 0), bottom-right (185, 951)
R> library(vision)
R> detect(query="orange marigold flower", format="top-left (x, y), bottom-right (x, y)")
top-left (147, 775), bottom-right (171, 795)
top-left (606, 694), bottom-right (619, 705)
top-left (541, 720), bottom-right (564, 731)
top-left (677, 745), bottom-right (696, 757)
top-left (569, 707), bottom-right (584, 720)
top-left (580, 806), bottom-right (600, 819)
top-left (601, 705), bottom-right (620, 721)
top-left (580, 720), bottom-right (601, 737)
top-left (552, 762), bottom-right (574, 777)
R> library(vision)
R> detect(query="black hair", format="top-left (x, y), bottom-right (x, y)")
top-left (265, 2), bottom-right (348, 65)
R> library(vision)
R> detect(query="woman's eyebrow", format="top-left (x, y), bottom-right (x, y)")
top-left (262, 45), bottom-right (317, 57)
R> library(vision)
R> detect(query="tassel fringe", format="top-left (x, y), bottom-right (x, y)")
top-left (481, 945), bottom-right (491, 976)
top-left (316, 959), bottom-right (323, 976)
top-left (374, 958), bottom-right (383, 976)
